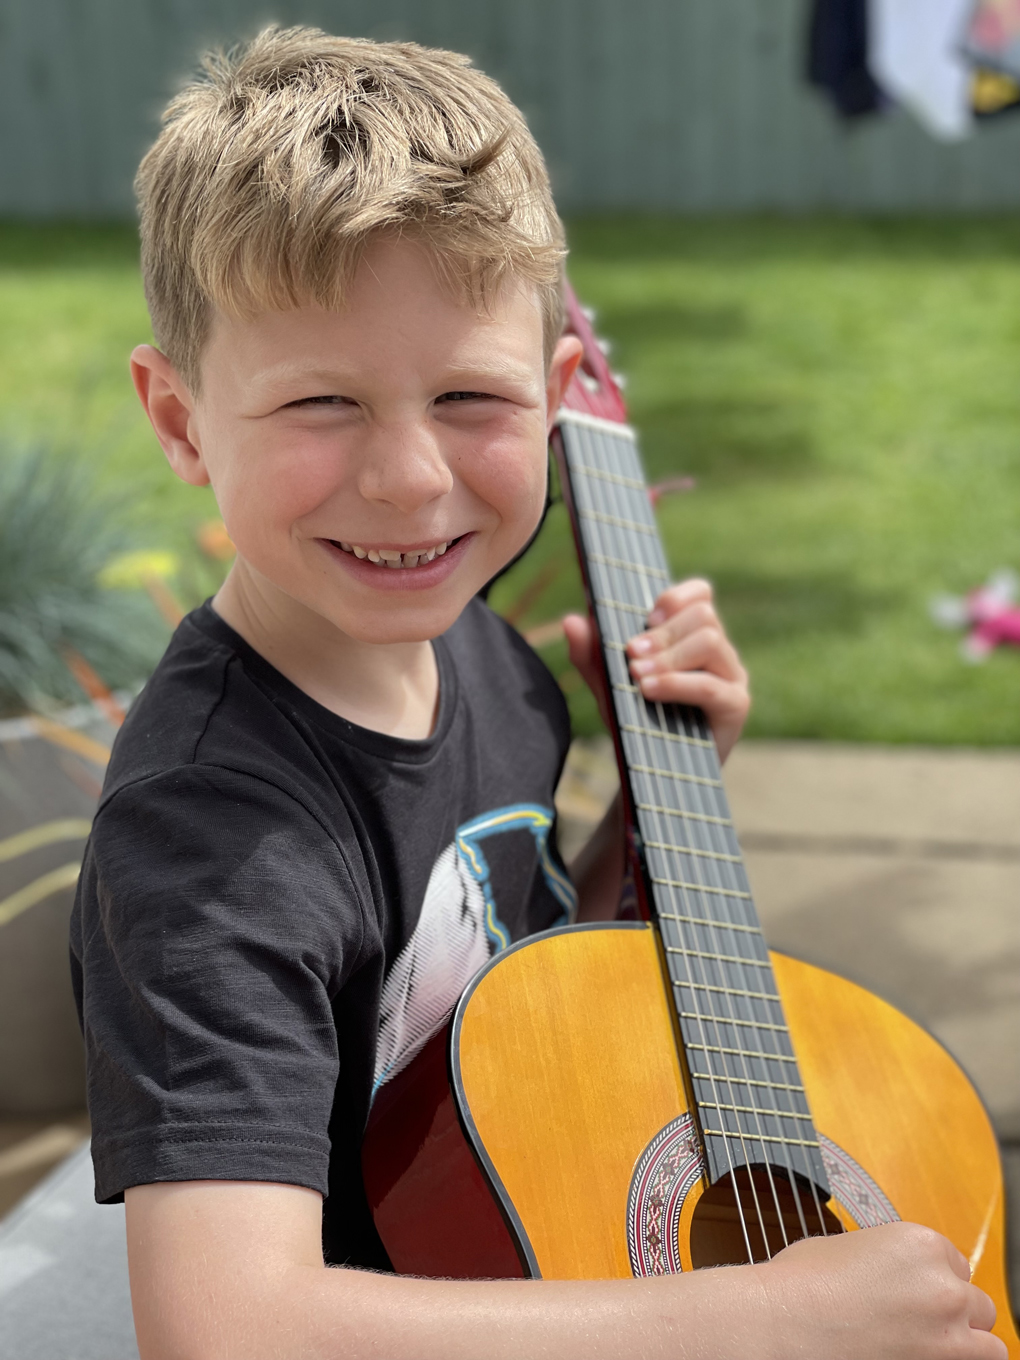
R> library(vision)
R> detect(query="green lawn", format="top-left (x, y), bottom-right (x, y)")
top-left (2, 218), bottom-right (1020, 742)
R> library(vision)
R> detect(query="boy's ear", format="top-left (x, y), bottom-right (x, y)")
top-left (130, 345), bottom-right (211, 488)
top-left (545, 335), bottom-right (585, 433)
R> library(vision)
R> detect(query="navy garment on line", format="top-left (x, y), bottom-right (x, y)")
top-left (808, 0), bottom-right (885, 118)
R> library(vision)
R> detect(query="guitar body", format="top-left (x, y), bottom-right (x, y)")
top-left (363, 922), bottom-right (1018, 1353)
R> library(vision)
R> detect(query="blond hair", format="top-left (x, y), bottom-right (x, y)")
top-left (135, 26), bottom-right (566, 389)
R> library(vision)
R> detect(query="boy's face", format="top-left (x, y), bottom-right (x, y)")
top-left (150, 239), bottom-right (580, 646)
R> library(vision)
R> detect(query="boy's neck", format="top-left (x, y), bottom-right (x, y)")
top-left (212, 561), bottom-right (440, 741)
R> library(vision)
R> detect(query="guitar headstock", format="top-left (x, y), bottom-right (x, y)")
top-left (559, 283), bottom-right (628, 425)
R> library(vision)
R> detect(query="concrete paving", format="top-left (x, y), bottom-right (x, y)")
top-left (0, 1142), bottom-right (136, 1360)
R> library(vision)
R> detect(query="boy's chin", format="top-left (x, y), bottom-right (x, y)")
top-left (331, 598), bottom-right (469, 647)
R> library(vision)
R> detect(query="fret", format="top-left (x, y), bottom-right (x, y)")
top-left (631, 763), bottom-right (722, 787)
top-left (698, 1101), bottom-right (813, 1121)
top-left (571, 463), bottom-right (646, 491)
top-left (620, 724), bottom-right (715, 750)
top-left (686, 1042), bottom-right (799, 1063)
top-left (635, 801), bottom-right (733, 828)
top-left (659, 912), bottom-right (760, 934)
top-left (673, 980), bottom-right (782, 1003)
top-left (651, 875), bottom-right (752, 900)
top-left (664, 945), bottom-right (770, 968)
top-left (588, 551), bottom-right (669, 580)
top-left (579, 508), bottom-right (659, 537)
top-left (678, 1012), bottom-right (789, 1033)
top-left (645, 840), bottom-right (742, 863)
top-left (703, 1130), bottom-right (821, 1149)
top-left (690, 1071), bottom-right (806, 1093)
top-left (594, 597), bottom-right (650, 618)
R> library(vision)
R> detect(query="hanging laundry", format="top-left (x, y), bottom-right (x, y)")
top-left (807, 0), bottom-right (885, 117)
top-left (962, 0), bottom-right (1020, 82)
top-left (868, 0), bottom-right (974, 139)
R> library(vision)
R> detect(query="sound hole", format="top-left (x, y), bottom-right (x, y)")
top-left (690, 1165), bottom-right (842, 1267)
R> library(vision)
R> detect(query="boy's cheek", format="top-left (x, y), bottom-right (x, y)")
top-left (209, 439), bottom-right (345, 537)
top-left (465, 437), bottom-right (548, 522)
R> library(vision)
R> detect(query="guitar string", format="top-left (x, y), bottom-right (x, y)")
top-left (586, 423), bottom-right (787, 1259)
top-left (580, 419), bottom-right (837, 1246)
top-left (579, 419), bottom-right (826, 1254)
top-left (574, 421), bottom-right (768, 1260)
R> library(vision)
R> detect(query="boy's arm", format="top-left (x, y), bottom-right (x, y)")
top-left (564, 578), bottom-right (749, 922)
top-left (125, 1180), bottom-right (1004, 1360)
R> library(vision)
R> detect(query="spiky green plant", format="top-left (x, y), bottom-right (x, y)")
top-left (0, 447), bottom-right (169, 715)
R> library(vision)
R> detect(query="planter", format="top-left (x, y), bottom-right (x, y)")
top-left (0, 706), bottom-right (115, 1114)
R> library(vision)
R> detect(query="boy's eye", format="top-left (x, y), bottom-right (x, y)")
top-left (285, 395), bottom-right (352, 408)
top-left (436, 390), bottom-right (491, 403)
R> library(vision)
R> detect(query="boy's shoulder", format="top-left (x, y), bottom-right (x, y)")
top-left (100, 600), bottom-right (301, 805)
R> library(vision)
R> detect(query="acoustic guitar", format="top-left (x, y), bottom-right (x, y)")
top-left (362, 288), bottom-right (1019, 1352)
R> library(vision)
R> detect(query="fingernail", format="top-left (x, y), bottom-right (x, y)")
top-left (630, 657), bottom-right (655, 676)
top-left (640, 674), bottom-right (662, 694)
top-left (647, 609), bottom-right (665, 626)
top-left (630, 636), bottom-right (653, 655)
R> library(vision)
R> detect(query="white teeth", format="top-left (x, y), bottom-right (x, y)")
top-left (404, 553), bottom-right (419, 568)
top-left (340, 541), bottom-right (352, 552)
top-left (367, 549), bottom-right (381, 563)
top-left (378, 549), bottom-right (401, 562)
top-left (353, 546), bottom-right (367, 558)
top-left (426, 548), bottom-right (436, 562)
top-left (436, 542), bottom-right (447, 555)
top-left (385, 558), bottom-right (401, 568)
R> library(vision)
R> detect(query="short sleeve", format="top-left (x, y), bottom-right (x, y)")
top-left (71, 765), bottom-right (366, 1203)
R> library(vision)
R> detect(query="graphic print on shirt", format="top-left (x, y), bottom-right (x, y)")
top-left (372, 804), bottom-right (576, 1095)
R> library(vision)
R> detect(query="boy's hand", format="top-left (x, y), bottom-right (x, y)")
top-left (758, 1221), bottom-right (1006, 1360)
top-left (563, 578), bottom-right (749, 763)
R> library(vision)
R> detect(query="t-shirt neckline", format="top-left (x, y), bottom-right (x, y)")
top-left (188, 599), bottom-right (459, 765)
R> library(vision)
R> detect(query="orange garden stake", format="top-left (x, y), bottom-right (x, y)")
top-left (62, 649), bottom-right (126, 726)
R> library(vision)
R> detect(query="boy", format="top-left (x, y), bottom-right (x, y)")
top-left (71, 27), bottom-right (1003, 1360)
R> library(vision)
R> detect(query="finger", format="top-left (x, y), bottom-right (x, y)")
top-left (645, 578), bottom-right (714, 628)
top-left (631, 626), bottom-right (746, 685)
top-left (977, 1336), bottom-right (1009, 1359)
top-left (630, 599), bottom-right (720, 658)
top-left (637, 669), bottom-right (748, 721)
top-left (965, 1282), bottom-right (997, 1334)
top-left (562, 613), bottom-right (612, 727)
top-left (562, 612), bottom-right (593, 671)
top-left (942, 1238), bottom-right (973, 1284)
top-left (637, 671), bottom-right (749, 764)
top-left (562, 612), bottom-right (600, 691)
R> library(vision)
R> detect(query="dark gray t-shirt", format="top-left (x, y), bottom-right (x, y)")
top-left (70, 599), bottom-right (575, 1268)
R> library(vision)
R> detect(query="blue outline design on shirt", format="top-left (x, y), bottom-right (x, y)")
top-left (454, 803), bottom-right (576, 950)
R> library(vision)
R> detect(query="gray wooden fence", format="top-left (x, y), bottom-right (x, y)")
top-left (3, 0), bottom-right (1020, 215)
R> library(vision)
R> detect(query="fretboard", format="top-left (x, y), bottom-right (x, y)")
top-left (556, 407), bottom-right (830, 1197)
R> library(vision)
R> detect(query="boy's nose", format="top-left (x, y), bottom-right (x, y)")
top-left (356, 421), bottom-right (455, 513)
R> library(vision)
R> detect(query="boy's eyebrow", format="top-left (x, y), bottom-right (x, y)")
top-left (247, 357), bottom-right (542, 396)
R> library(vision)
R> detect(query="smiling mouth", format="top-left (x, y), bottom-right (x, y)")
top-left (329, 537), bottom-right (463, 569)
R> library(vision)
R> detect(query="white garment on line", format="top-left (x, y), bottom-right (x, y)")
top-left (869, 0), bottom-right (975, 140)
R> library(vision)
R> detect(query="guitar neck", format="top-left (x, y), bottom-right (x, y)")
top-left (555, 407), bottom-right (830, 1196)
